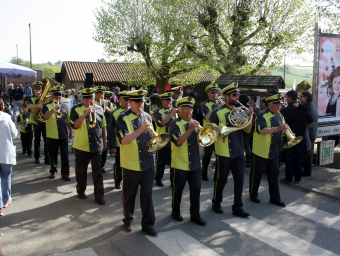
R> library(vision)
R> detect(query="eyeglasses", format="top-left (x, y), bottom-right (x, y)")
top-left (180, 109), bottom-right (193, 113)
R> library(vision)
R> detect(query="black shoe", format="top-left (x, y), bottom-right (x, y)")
top-left (22, 153), bottom-right (26, 155)
top-left (95, 198), bottom-right (105, 205)
top-left (102, 168), bottom-right (106, 173)
top-left (28, 155), bottom-right (33, 158)
top-left (280, 178), bottom-right (293, 185)
top-left (49, 172), bottom-right (56, 179)
top-left (212, 205), bottom-right (223, 214)
top-left (249, 197), bottom-right (260, 203)
top-left (78, 193), bottom-right (87, 199)
top-left (245, 163), bottom-right (251, 167)
top-left (45, 160), bottom-right (50, 165)
top-left (115, 183), bottom-right (121, 189)
top-left (233, 209), bottom-right (250, 218)
top-left (62, 176), bottom-right (71, 181)
top-left (35, 158), bottom-right (40, 164)
top-left (301, 172), bottom-right (311, 177)
top-left (142, 228), bottom-right (157, 237)
top-left (155, 179), bottom-right (164, 187)
top-left (171, 212), bottom-right (183, 221)
top-left (190, 217), bottom-right (206, 226)
top-left (202, 176), bottom-right (209, 181)
top-left (270, 200), bottom-right (286, 207)
top-left (124, 223), bottom-right (132, 232)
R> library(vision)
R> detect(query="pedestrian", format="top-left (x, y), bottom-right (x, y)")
top-left (23, 83), bottom-right (33, 101)
top-left (11, 84), bottom-right (25, 121)
top-left (0, 107), bottom-right (18, 216)
top-left (1, 90), bottom-right (10, 108)
top-left (17, 101), bottom-right (33, 157)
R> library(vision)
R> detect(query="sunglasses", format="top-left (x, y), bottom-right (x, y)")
top-left (180, 109), bottom-right (193, 113)
top-left (230, 93), bottom-right (239, 97)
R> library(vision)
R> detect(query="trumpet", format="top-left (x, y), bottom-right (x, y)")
top-left (88, 104), bottom-right (96, 128)
top-left (215, 96), bottom-right (225, 104)
top-left (140, 108), bottom-right (170, 152)
top-left (53, 99), bottom-right (63, 118)
top-left (278, 112), bottom-right (303, 149)
top-left (22, 118), bottom-right (29, 129)
top-left (219, 100), bottom-right (252, 142)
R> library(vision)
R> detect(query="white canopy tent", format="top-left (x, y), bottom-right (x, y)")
top-left (0, 61), bottom-right (37, 92)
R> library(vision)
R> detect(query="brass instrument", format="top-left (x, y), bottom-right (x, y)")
top-left (140, 108), bottom-right (170, 152)
top-left (278, 112), bottom-right (303, 149)
top-left (215, 96), bottom-right (225, 104)
top-left (196, 121), bottom-right (219, 147)
top-left (63, 94), bottom-right (70, 99)
top-left (22, 118), bottom-right (29, 129)
top-left (32, 77), bottom-right (56, 124)
top-left (219, 100), bottom-right (253, 142)
top-left (145, 98), bottom-right (151, 105)
top-left (53, 99), bottom-right (63, 118)
top-left (87, 104), bottom-right (96, 128)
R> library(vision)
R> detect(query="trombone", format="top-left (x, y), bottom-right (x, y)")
top-left (53, 99), bottom-right (63, 118)
top-left (140, 108), bottom-right (171, 152)
top-left (88, 104), bottom-right (96, 128)
top-left (219, 100), bottom-right (253, 142)
top-left (278, 112), bottom-right (303, 149)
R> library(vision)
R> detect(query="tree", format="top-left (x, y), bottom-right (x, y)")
top-left (42, 65), bottom-right (61, 79)
top-left (315, 0), bottom-right (340, 32)
top-left (54, 60), bottom-right (62, 66)
top-left (98, 58), bottom-right (107, 63)
top-left (93, 0), bottom-right (204, 92)
top-left (9, 56), bottom-right (25, 65)
top-left (185, 0), bottom-right (315, 75)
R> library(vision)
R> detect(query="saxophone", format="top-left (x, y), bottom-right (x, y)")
top-left (33, 77), bottom-right (57, 124)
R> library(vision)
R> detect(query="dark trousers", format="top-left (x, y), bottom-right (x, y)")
top-left (21, 132), bottom-right (33, 155)
top-left (113, 147), bottom-right (122, 185)
top-left (47, 138), bottom-right (70, 176)
top-left (155, 147), bottom-right (171, 181)
top-left (284, 139), bottom-right (304, 182)
top-left (243, 132), bottom-right (251, 164)
top-left (122, 168), bottom-right (155, 229)
top-left (249, 155), bottom-right (281, 202)
top-left (212, 155), bottom-right (245, 212)
top-left (74, 149), bottom-right (104, 200)
top-left (201, 144), bottom-right (214, 178)
top-left (302, 138), bottom-right (316, 175)
top-left (102, 147), bottom-right (108, 169)
top-left (33, 124), bottom-right (48, 161)
top-left (172, 168), bottom-right (201, 219)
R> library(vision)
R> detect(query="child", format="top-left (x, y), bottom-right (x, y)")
top-left (17, 102), bottom-right (33, 157)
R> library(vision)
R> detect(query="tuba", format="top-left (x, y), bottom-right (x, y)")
top-left (219, 100), bottom-right (253, 142)
top-left (32, 77), bottom-right (56, 124)
top-left (278, 112), bottom-right (303, 148)
top-left (140, 108), bottom-right (170, 152)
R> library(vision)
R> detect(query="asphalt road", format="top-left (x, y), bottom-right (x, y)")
top-left (1, 130), bottom-right (340, 256)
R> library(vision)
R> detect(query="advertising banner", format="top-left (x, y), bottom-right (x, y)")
top-left (318, 35), bottom-right (340, 123)
top-left (318, 140), bottom-right (334, 165)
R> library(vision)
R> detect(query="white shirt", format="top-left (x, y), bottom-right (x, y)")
top-left (0, 112), bottom-right (18, 165)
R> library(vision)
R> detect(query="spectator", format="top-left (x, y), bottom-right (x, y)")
top-left (1, 90), bottom-right (10, 108)
top-left (248, 94), bottom-right (261, 116)
top-left (280, 90), bottom-right (314, 185)
top-left (184, 85), bottom-right (198, 119)
top-left (77, 86), bottom-right (84, 104)
top-left (22, 83), bottom-right (33, 100)
top-left (260, 97), bottom-right (268, 111)
top-left (300, 92), bottom-right (318, 176)
top-left (0, 98), bottom-right (12, 116)
top-left (7, 83), bottom-right (14, 108)
top-left (0, 107), bottom-right (18, 216)
top-left (11, 84), bottom-right (25, 121)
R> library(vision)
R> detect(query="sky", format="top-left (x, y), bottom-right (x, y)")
top-left (0, 0), bottom-right (314, 66)
top-left (0, 0), bottom-right (107, 64)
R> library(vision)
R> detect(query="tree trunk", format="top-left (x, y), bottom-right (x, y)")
top-left (156, 76), bottom-right (169, 93)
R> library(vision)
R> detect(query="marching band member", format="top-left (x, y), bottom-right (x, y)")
top-left (108, 90), bottom-right (130, 189)
top-left (116, 90), bottom-right (157, 236)
top-left (170, 86), bottom-right (182, 108)
top-left (17, 101), bottom-right (33, 157)
top-left (170, 97), bottom-right (206, 226)
top-left (26, 81), bottom-right (49, 165)
top-left (94, 86), bottom-right (116, 173)
top-left (70, 88), bottom-right (107, 205)
top-left (201, 83), bottom-right (223, 181)
top-left (210, 83), bottom-right (253, 217)
top-left (154, 92), bottom-right (177, 187)
top-left (42, 86), bottom-right (73, 180)
top-left (249, 94), bottom-right (287, 207)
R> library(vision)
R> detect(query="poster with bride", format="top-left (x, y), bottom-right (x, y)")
top-left (318, 35), bottom-right (340, 123)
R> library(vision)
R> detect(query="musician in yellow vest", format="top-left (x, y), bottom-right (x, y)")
top-left (201, 83), bottom-right (224, 181)
top-left (108, 90), bottom-right (130, 189)
top-left (210, 83), bottom-right (253, 218)
top-left (116, 90), bottom-right (157, 236)
top-left (154, 92), bottom-right (178, 187)
top-left (94, 86), bottom-right (116, 173)
top-left (42, 86), bottom-right (73, 180)
top-left (170, 97), bottom-right (206, 226)
top-left (70, 88), bottom-right (107, 205)
top-left (26, 81), bottom-right (49, 164)
top-left (17, 101), bottom-right (33, 157)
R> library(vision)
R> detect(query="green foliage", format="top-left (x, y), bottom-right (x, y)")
top-left (42, 65), bottom-right (61, 79)
top-left (315, 0), bottom-right (340, 33)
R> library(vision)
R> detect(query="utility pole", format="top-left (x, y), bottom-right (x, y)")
top-left (283, 51), bottom-right (286, 84)
top-left (29, 23), bottom-right (32, 69)
top-left (16, 44), bottom-right (18, 65)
